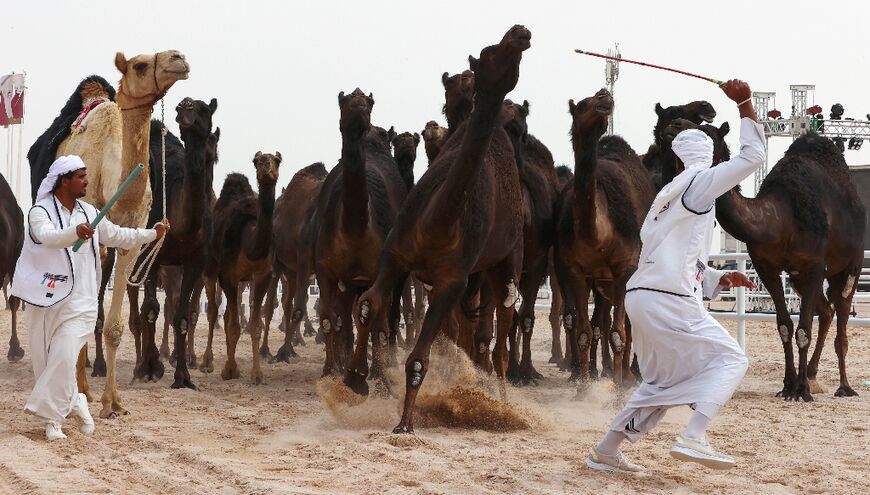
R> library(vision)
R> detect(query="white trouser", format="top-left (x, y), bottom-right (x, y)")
top-left (24, 306), bottom-right (90, 424)
top-left (611, 290), bottom-right (749, 442)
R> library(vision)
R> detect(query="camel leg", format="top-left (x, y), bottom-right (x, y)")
top-left (76, 346), bottom-right (93, 402)
top-left (92, 247), bottom-right (115, 376)
top-left (823, 269), bottom-right (859, 397)
top-left (318, 276), bottom-right (342, 376)
top-left (386, 275), bottom-right (409, 368)
top-left (186, 278), bottom-right (204, 368)
top-left (754, 261), bottom-right (798, 398)
top-left (275, 270), bottom-right (302, 362)
top-left (245, 270), bottom-right (272, 385)
top-left (515, 254), bottom-right (549, 385)
top-left (393, 278), bottom-right (468, 434)
top-left (163, 271), bottom-right (179, 367)
top-left (7, 296), bottom-right (24, 362)
top-left (608, 275), bottom-right (631, 388)
top-left (411, 277), bottom-right (425, 345)
top-left (134, 269), bottom-right (165, 383)
top-left (259, 274), bottom-right (278, 362)
top-left (473, 284), bottom-right (495, 374)
top-left (371, 284), bottom-right (399, 396)
top-left (563, 274), bottom-right (592, 386)
top-left (397, 279), bottom-right (413, 349)
top-left (221, 276), bottom-right (242, 380)
top-left (548, 273), bottom-right (564, 365)
top-left (589, 290), bottom-right (611, 380)
top-left (199, 274), bottom-right (218, 373)
top-left (806, 288), bottom-right (833, 394)
top-left (170, 262), bottom-right (205, 390)
top-left (788, 265), bottom-right (825, 402)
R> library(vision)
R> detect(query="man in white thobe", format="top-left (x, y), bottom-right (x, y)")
top-left (586, 80), bottom-right (766, 472)
top-left (12, 155), bottom-right (168, 440)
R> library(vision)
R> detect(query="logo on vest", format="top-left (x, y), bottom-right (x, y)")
top-left (695, 259), bottom-right (706, 282)
top-left (41, 272), bottom-right (68, 289)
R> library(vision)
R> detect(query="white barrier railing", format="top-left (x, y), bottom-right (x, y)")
top-left (706, 251), bottom-right (870, 351)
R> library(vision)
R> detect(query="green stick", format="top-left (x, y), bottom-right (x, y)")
top-left (72, 163), bottom-right (145, 252)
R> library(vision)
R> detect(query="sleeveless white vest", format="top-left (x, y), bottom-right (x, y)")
top-left (11, 196), bottom-right (99, 307)
top-left (627, 178), bottom-right (716, 299)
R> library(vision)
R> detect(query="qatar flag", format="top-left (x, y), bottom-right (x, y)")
top-left (0, 73), bottom-right (25, 127)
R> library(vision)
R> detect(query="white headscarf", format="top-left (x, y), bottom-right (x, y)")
top-left (36, 155), bottom-right (86, 203)
top-left (646, 129), bottom-right (714, 218)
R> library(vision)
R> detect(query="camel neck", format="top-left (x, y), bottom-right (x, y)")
top-left (178, 134), bottom-right (212, 235)
top-left (340, 133), bottom-right (369, 236)
top-left (117, 106), bottom-right (152, 212)
top-left (248, 180), bottom-right (276, 260)
top-left (572, 127), bottom-right (603, 240)
top-left (715, 188), bottom-right (776, 244)
top-left (395, 155), bottom-right (415, 192)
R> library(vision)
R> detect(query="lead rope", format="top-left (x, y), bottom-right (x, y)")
top-left (126, 98), bottom-right (168, 287)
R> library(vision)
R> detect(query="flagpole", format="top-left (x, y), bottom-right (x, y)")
top-left (17, 120), bottom-right (23, 203)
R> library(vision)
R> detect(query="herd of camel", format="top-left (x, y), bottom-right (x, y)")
top-left (0, 25), bottom-right (865, 434)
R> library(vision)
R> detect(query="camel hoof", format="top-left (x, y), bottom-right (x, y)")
top-left (187, 354), bottom-right (198, 368)
top-left (834, 385), bottom-right (858, 397)
top-left (82, 390), bottom-right (95, 403)
top-left (7, 346), bottom-right (24, 362)
top-left (134, 358), bottom-right (165, 382)
top-left (343, 371), bottom-right (370, 397)
top-left (272, 344), bottom-right (298, 363)
top-left (91, 357), bottom-right (107, 377)
top-left (548, 354), bottom-right (563, 365)
top-left (808, 379), bottom-right (827, 394)
top-left (392, 424), bottom-right (414, 435)
top-left (251, 371), bottom-right (265, 385)
top-left (170, 378), bottom-right (198, 390)
top-left (159, 345), bottom-right (170, 360)
top-left (199, 362), bottom-right (214, 374)
top-left (221, 366), bottom-right (241, 381)
top-left (259, 346), bottom-right (273, 362)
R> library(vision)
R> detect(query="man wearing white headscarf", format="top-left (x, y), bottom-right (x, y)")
top-left (12, 155), bottom-right (169, 441)
top-left (586, 80), bottom-right (766, 472)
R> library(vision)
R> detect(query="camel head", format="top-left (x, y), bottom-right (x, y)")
top-left (468, 25), bottom-right (531, 100)
top-left (253, 151), bottom-right (281, 185)
top-left (370, 125), bottom-right (395, 151)
top-left (78, 76), bottom-right (115, 104)
top-left (422, 121), bottom-right (447, 145)
top-left (391, 131), bottom-right (420, 165)
top-left (653, 100), bottom-right (716, 145)
top-left (176, 97), bottom-right (217, 141)
top-left (569, 88), bottom-right (613, 142)
top-left (114, 50), bottom-right (190, 107)
top-left (441, 70), bottom-right (475, 126)
top-left (338, 88), bottom-right (374, 141)
top-left (501, 99), bottom-right (530, 143)
top-left (663, 119), bottom-right (731, 172)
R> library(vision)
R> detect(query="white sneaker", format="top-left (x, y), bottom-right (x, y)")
top-left (70, 393), bottom-right (95, 435)
top-left (45, 421), bottom-right (66, 441)
top-left (586, 446), bottom-right (645, 473)
top-left (670, 434), bottom-right (735, 470)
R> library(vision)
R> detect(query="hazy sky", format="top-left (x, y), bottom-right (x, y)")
top-left (3, 0), bottom-right (870, 211)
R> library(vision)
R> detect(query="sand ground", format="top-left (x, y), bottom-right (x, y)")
top-left (0, 296), bottom-right (868, 495)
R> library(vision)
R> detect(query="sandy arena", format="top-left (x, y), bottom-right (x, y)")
top-left (1, 299), bottom-right (868, 494)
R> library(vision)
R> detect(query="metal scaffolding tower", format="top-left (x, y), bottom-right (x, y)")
top-left (604, 44), bottom-right (620, 135)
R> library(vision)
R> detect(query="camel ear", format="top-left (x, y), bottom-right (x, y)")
top-left (115, 52), bottom-right (128, 74)
top-left (718, 121), bottom-right (731, 138)
top-left (337, 91), bottom-right (346, 104)
top-left (213, 127), bottom-right (220, 142)
top-left (209, 98), bottom-right (218, 115)
top-left (414, 132), bottom-right (420, 145)
top-left (522, 100), bottom-right (530, 115)
top-left (568, 99), bottom-right (576, 115)
top-left (254, 151), bottom-right (262, 162)
top-left (441, 72), bottom-right (449, 87)
top-left (388, 126), bottom-right (396, 143)
top-left (274, 151), bottom-right (282, 164)
top-left (655, 102), bottom-right (664, 116)
top-left (368, 92), bottom-right (375, 106)
top-left (468, 55), bottom-right (478, 72)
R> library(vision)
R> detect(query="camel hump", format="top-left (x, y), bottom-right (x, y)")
top-left (298, 162), bottom-right (328, 180)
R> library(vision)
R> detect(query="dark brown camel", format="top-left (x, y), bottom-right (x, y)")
top-left (498, 100), bottom-right (560, 386)
top-left (347, 25), bottom-right (531, 434)
top-left (1, 172), bottom-right (24, 362)
top-left (641, 100), bottom-right (717, 191)
top-left (442, 70), bottom-right (475, 134)
top-left (421, 121), bottom-right (448, 166)
top-left (203, 151), bottom-right (281, 384)
top-left (130, 98), bottom-right (219, 389)
top-left (703, 127), bottom-right (865, 401)
top-left (264, 161), bottom-right (328, 364)
top-left (390, 130), bottom-right (426, 347)
top-left (314, 88), bottom-right (407, 378)
top-left (157, 265), bottom-right (204, 367)
top-left (547, 165), bottom-right (573, 365)
top-left (554, 88), bottom-right (655, 388)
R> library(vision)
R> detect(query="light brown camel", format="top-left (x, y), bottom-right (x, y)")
top-left (203, 152), bottom-right (282, 384)
top-left (53, 51), bottom-right (189, 417)
top-left (348, 25), bottom-right (531, 434)
top-left (554, 88), bottom-right (655, 388)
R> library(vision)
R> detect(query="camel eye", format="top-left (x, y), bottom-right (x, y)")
top-left (133, 62), bottom-right (148, 73)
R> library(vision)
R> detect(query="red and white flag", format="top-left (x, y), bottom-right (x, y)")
top-left (0, 73), bottom-right (25, 126)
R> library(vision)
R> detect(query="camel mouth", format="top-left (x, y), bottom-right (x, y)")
top-left (595, 101), bottom-right (614, 115)
top-left (506, 26), bottom-right (532, 50)
top-left (699, 112), bottom-right (716, 123)
top-left (165, 69), bottom-right (190, 80)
